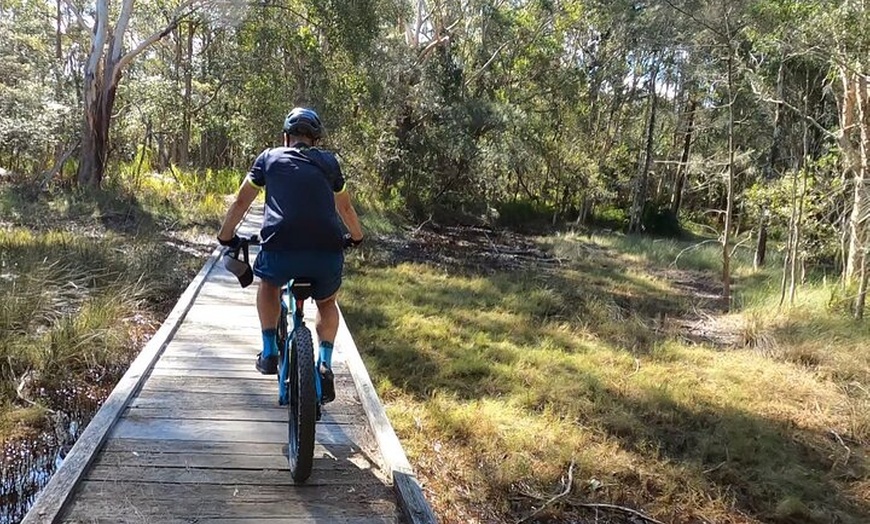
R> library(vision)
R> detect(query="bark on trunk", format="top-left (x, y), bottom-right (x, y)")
top-left (671, 98), bottom-right (696, 218)
top-left (629, 58), bottom-right (659, 233)
top-left (853, 73), bottom-right (870, 317)
top-left (754, 55), bottom-right (786, 269)
top-left (180, 22), bottom-right (196, 167)
top-left (842, 68), bottom-right (863, 280)
top-left (723, 48), bottom-right (736, 310)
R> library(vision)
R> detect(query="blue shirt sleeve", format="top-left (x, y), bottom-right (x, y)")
top-left (247, 149), bottom-right (268, 188)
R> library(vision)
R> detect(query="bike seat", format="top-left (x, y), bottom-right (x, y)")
top-left (289, 278), bottom-right (314, 301)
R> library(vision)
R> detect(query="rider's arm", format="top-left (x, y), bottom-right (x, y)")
top-left (218, 180), bottom-right (259, 242)
top-left (335, 190), bottom-right (363, 242)
top-left (219, 151), bottom-right (266, 242)
top-left (325, 153), bottom-right (363, 242)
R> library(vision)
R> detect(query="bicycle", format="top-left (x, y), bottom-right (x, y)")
top-left (223, 235), bottom-right (321, 483)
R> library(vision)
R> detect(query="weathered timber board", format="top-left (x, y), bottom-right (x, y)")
top-left (92, 444), bottom-right (381, 472)
top-left (123, 407), bottom-right (363, 425)
top-left (101, 439), bottom-right (381, 463)
top-left (65, 518), bottom-right (397, 524)
top-left (63, 482), bottom-right (397, 521)
top-left (129, 391), bottom-right (362, 413)
top-left (109, 417), bottom-right (373, 447)
top-left (138, 374), bottom-right (358, 395)
top-left (86, 464), bottom-right (384, 486)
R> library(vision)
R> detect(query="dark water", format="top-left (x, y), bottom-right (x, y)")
top-left (1, 371), bottom-right (120, 523)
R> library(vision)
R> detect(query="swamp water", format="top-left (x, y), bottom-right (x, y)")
top-left (1, 370), bottom-right (122, 523)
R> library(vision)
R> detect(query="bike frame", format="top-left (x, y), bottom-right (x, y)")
top-left (278, 282), bottom-right (322, 407)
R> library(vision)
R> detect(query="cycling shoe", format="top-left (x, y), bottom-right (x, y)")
top-left (319, 363), bottom-right (335, 404)
top-left (256, 352), bottom-right (278, 375)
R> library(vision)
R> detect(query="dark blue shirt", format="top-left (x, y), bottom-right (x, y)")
top-left (247, 145), bottom-right (346, 251)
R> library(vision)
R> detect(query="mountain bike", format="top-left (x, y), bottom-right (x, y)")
top-left (225, 236), bottom-right (321, 483)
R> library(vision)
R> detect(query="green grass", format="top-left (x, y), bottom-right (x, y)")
top-left (0, 168), bottom-right (239, 439)
top-left (341, 232), bottom-right (869, 523)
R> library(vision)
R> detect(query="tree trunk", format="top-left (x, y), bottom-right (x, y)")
top-left (629, 57), bottom-right (659, 233)
top-left (180, 22), bottom-right (196, 168)
top-left (754, 55), bottom-right (786, 269)
top-left (671, 98), bottom-right (696, 218)
top-left (852, 72), bottom-right (870, 317)
top-left (723, 47), bottom-right (736, 310)
top-left (74, 0), bottom-right (193, 187)
top-left (842, 68), bottom-right (864, 280)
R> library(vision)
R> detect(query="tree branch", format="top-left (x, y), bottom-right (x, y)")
top-left (516, 460), bottom-right (575, 524)
top-left (661, 0), bottom-right (725, 39)
top-left (114, 0), bottom-right (201, 76)
top-left (111, 0), bottom-right (137, 64)
top-left (748, 81), bottom-right (839, 140)
top-left (63, 0), bottom-right (91, 32)
top-left (464, 42), bottom-right (509, 88)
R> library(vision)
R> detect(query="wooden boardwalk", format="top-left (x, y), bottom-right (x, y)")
top-left (24, 209), bottom-right (435, 524)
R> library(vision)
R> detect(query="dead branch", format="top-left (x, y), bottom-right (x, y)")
top-left (672, 239), bottom-right (720, 268)
top-left (829, 429), bottom-right (852, 467)
top-left (516, 459), bottom-right (575, 524)
top-left (412, 215), bottom-right (433, 234)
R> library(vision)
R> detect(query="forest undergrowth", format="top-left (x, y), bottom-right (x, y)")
top-left (342, 222), bottom-right (870, 524)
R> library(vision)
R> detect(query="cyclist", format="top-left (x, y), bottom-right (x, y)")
top-left (216, 107), bottom-right (364, 404)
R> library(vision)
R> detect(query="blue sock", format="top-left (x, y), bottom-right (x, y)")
top-left (262, 329), bottom-right (278, 358)
top-left (319, 341), bottom-right (334, 369)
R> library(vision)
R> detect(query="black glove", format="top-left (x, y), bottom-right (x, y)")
top-left (344, 234), bottom-right (364, 249)
top-left (218, 234), bottom-right (242, 250)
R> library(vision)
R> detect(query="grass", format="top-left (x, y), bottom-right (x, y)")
top-left (0, 166), bottom-right (240, 440)
top-left (341, 229), bottom-right (869, 523)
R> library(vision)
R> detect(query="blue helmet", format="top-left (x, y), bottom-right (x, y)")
top-left (283, 107), bottom-right (323, 139)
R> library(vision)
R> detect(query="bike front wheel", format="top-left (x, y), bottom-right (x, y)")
top-left (287, 324), bottom-right (317, 483)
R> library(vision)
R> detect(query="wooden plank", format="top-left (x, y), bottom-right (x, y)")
top-left (154, 355), bottom-right (352, 374)
top-left (102, 439), bottom-right (381, 463)
top-left (110, 418), bottom-right (370, 447)
top-left (64, 517), bottom-right (397, 524)
top-left (92, 445), bottom-right (381, 472)
top-left (85, 463), bottom-right (385, 486)
top-left (139, 374), bottom-right (358, 396)
top-left (129, 391), bottom-right (362, 413)
top-left (62, 482), bottom-right (397, 520)
top-left (149, 366), bottom-right (353, 382)
top-left (131, 390), bottom-right (275, 409)
top-left (149, 367), bottom-right (275, 380)
top-left (122, 407), bottom-right (363, 425)
top-left (336, 307), bottom-right (438, 524)
top-left (22, 240), bottom-right (232, 524)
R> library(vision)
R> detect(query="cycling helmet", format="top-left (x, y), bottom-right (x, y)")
top-left (283, 107), bottom-right (323, 140)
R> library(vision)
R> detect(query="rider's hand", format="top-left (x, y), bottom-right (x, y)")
top-left (344, 234), bottom-right (364, 249)
top-left (218, 234), bottom-right (242, 250)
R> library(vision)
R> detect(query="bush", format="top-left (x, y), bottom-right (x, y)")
top-left (591, 206), bottom-right (628, 230)
top-left (495, 199), bottom-right (555, 231)
top-left (641, 205), bottom-right (682, 237)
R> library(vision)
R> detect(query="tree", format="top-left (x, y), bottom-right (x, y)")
top-left (75, 0), bottom-right (212, 187)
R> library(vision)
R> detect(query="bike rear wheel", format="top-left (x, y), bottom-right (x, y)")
top-left (287, 324), bottom-right (317, 483)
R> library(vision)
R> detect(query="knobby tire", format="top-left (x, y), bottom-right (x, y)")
top-left (288, 324), bottom-right (317, 483)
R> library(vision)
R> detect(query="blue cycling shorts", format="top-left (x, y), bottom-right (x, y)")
top-left (253, 250), bottom-right (344, 300)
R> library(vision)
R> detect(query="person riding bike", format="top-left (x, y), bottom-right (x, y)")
top-left (216, 107), bottom-right (364, 404)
